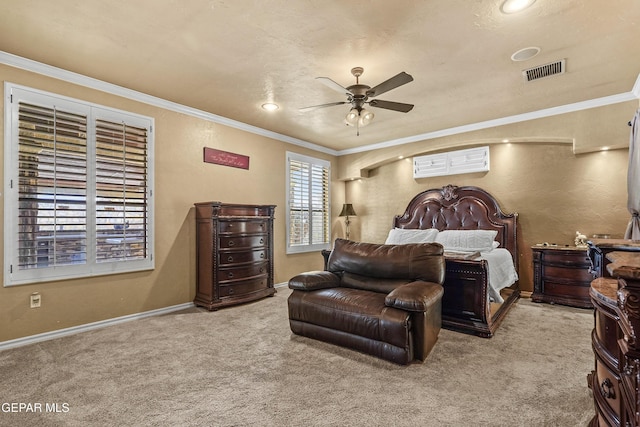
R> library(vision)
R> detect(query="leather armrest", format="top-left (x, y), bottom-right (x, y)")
top-left (288, 271), bottom-right (340, 291)
top-left (385, 281), bottom-right (444, 312)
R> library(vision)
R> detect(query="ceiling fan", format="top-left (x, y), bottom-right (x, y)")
top-left (300, 67), bottom-right (414, 135)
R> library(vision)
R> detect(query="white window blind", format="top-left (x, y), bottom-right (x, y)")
top-left (286, 152), bottom-right (330, 254)
top-left (5, 83), bottom-right (154, 286)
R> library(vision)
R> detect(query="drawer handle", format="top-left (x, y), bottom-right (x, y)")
top-left (260, 252), bottom-right (265, 259)
top-left (228, 272), bottom-right (234, 278)
top-left (227, 256), bottom-right (234, 262)
top-left (600, 378), bottom-right (615, 399)
top-left (260, 267), bottom-right (264, 273)
top-left (260, 238), bottom-right (264, 244)
top-left (228, 288), bottom-right (234, 295)
top-left (228, 240), bottom-right (235, 247)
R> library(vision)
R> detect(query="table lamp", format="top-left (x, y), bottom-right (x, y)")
top-left (339, 203), bottom-right (357, 240)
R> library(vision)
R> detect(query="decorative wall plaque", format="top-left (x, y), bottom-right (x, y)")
top-left (203, 147), bottom-right (250, 170)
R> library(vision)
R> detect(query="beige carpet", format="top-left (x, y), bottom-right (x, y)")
top-left (0, 287), bottom-right (595, 427)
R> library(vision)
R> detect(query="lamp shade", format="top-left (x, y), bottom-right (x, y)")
top-left (358, 109), bottom-right (374, 127)
top-left (344, 108), bottom-right (359, 126)
top-left (339, 203), bottom-right (357, 217)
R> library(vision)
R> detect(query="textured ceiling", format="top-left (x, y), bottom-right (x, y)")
top-left (1, 0), bottom-right (639, 153)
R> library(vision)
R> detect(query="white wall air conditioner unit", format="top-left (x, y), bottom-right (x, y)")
top-left (413, 146), bottom-right (490, 179)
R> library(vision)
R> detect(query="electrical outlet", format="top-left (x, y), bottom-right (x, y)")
top-left (30, 293), bottom-right (41, 308)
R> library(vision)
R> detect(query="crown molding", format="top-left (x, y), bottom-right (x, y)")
top-left (2, 51), bottom-right (637, 159)
top-left (0, 51), bottom-right (338, 156)
top-left (338, 74), bottom-right (640, 156)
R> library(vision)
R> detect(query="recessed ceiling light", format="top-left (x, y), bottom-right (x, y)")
top-left (511, 46), bottom-right (541, 62)
top-left (500, 0), bottom-right (536, 14)
top-left (261, 103), bottom-right (279, 111)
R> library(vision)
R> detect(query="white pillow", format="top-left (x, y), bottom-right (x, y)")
top-left (436, 230), bottom-right (498, 252)
top-left (384, 228), bottom-right (439, 245)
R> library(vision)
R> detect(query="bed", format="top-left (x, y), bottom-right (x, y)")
top-left (391, 184), bottom-right (520, 337)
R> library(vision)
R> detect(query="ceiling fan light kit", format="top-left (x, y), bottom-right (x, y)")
top-left (344, 107), bottom-right (374, 127)
top-left (301, 67), bottom-right (414, 135)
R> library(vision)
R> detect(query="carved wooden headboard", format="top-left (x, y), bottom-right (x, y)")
top-left (392, 185), bottom-right (518, 269)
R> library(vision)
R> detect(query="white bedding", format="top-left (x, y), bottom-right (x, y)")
top-left (384, 228), bottom-right (518, 304)
top-left (445, 248), bottom-right (518, 303)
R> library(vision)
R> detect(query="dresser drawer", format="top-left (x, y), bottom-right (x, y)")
top-left (219, 235), bottom-right (267, 249)
top-left (219, 262), bottom-right (269, 283)
top-left (541, 251), bottom-right (589, 266)
top-left (539, 280), bottom-right (590, 299)
top-left (594, 356), bottom-right (622, 424)
top-left (219, 248), bottom-right (268, 266)
top-left (594, 305), bottom-right (620, 369)
top-left (218, 276), bottom-right (269, 298)
top-left (542, 265), bottom-right (594, 282)
top-left (219, 220), bottom-right (268, 234)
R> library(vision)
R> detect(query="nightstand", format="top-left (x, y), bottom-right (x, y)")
top-left (531, 245), bottom-right (593, 308)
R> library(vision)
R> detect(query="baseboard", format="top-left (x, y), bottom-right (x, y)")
top-left (274, 282), bottom-right (289, 288)
top-left (520, 291), bottom-right (532, 298)
top-left (0, 302), bottom-right (195, 352)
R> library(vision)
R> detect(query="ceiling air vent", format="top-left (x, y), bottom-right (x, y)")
top-left (522, 59), bottom-right (565, 82)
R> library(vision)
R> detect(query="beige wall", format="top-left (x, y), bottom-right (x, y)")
top-left (1, 61), bottom-right (637, 343)
top-left (343, 142), bottom-right (630, 293)
top-left (0, 64), bottom-right (338, 342)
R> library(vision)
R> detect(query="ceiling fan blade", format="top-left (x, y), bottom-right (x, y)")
top-left (316, 77), bottom-right (353, 96)
top-left (366, 72), bottom-right (414, 97)
top-left (299, 101), bottom-right (348, 112)
top-left (368, 99), bottom-right (414, 113)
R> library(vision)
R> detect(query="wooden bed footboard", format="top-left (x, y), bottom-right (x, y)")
top-left (442, 258), bottom-right (520, 337)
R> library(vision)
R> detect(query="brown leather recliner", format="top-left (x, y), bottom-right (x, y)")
top-left (287, 238), bottom-right (445, 365)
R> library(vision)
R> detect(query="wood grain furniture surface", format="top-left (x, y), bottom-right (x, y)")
top-left (531, 245), bottom-right (593, 308)
top-left (588, 239), bottom-right (640, 277)
top-left (588, 251), bottom-right (640, 426)
top-left (392, 184), bottom-right (520, 337)
top-left (194, 202), bottom-right (276, 310)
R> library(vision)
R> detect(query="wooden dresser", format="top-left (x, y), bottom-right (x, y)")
top-left (588, 239), bottom-right (640, 277)
top-left (531, 245), bottom-right (593, 308)
top-left (589, 252), bottom-right (640, 426)
top-left (194, 202), bottom-right (276, 310)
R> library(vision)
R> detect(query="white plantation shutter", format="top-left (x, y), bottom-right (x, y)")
top-left (17, 102), bottom-right (88, 270)
top-left (5, 84), bottom-right (154, 286)
top-left (288, 158), bottom-right (309, 246)
top-left (310, 163), bottom-right (329, 244)
top-left (286, 152), bottom-right (330, 253)
top-left (95, 119), bottom-right (149, 262)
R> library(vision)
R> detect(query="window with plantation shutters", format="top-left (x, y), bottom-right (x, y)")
top-left (286, 152), bottom-right (330, 254)
top-left (95, 119), bottom-right (149, 263)
top-left (4, 83), bottom-right (154, 286)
